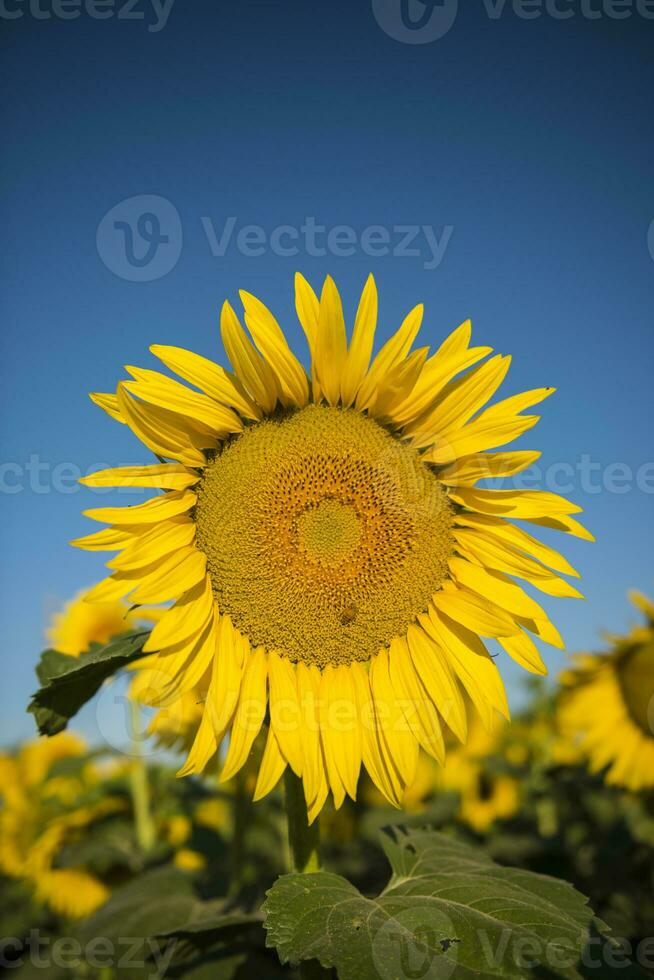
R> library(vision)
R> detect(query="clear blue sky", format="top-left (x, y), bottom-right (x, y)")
top-left (1, 1), bottom-right (653, 749)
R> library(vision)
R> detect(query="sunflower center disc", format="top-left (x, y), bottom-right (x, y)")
top-left (195, 404), bottom-right (454, 667)
top-left (618, 640), bottom-right (654, 734)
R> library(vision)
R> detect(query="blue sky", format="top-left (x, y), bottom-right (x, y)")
top-left (1, 0), bottom-right (653, 749)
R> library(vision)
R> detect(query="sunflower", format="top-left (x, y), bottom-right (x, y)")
top-left (129, 664), bottom-right (204, 753)
top-left (74, 274), bottom-right (590, 821)
top-left (0, 733), bottom-right (121, 918)
top-left (47, 589), bottom-right (134, 655)
top-left (437, 712), bottom-right (520, 832)
top-left (558, 591), bottom-right (654, 792)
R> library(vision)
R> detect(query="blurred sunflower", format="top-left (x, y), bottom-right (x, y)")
top-left (47, 591), bottom-right (186, 752)
top-left (0, 733), bottom-right (122, 918)
top-left (438, 713), bottom-right (520, 832)
top-left (128, 660), bottom-right (204, 754)
top-left (73, 274), bottom-right (589, 820)
top-left (47, 590), bottom-right (133, 655)
top-left (558, 592), bottom-right (654, 791)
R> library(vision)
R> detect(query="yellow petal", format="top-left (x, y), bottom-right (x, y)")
top-left (239, 290), bottom-right (309, 408)
top-left (108, 519), bottom-right (196, 571)
top-left (407, 354), bottom-right (511, 449)
top-left (320, 664), bottom-right (361, 801)
top-left (318, 666), bottom-right (347, 807)
top-left (294, 272), bottom-right (321, 350)
top-left (70, 527), bottom-right (139, 552)
top-left (128, 547), bottom-right (207, 605)
top-left (371, 347), bottom-right (429, 420)
top-left (432, 585), bottom-right (519, 638)
top-left (220, 647), bottom-right (267, 783)
top-left (268, 651), bottom-right (303, 777)
top-left (454, 512), bottom-right (580, 578)
top-left (315, 276), bottom-right (347, 406)
top-left (296, 663), bottom-right (323, 808)
top-left (356, 304), bottom-right (423, 412)
top-left (83, 575), bottom-right (134, 603)
top-left (350, 661), bottom-right (402, 807)
top-left (340, 274), bottom-right (377, 407)
top-left (220, 301), bottom-right (279, 413)
top-left (438, 451), bottom-right (541, 487)
top-left (117, 385), bottom-right (209, 467)
top-left (392, 331), bottom-right (493, 427)
top-left (150, 344), bottom-right (261, 420)
top-left (406, 623), bottom-right (467, 741)
top-left (294, 272), bottom-right (323, 401)
top-left (83, 489), bottom-right (196, 526)
top-left (370, 648), bottom-right (419, 787)
top-left (177, 704), bottom-right (217, 777)
top-left (388, 636), bottom-right (445, 763)
top-left (145, 616), bottom-right (216, 706)
top-left (498, 631), bottom-right (547, 675)
top-left (89, 391), bottom-right (125, 423)
top-left (144, 576), bottom-right (214, 652)
top-left (306, 767), bottom-right (330, 825)
top-left (422, 607), bottom-right (510, 728)
top-left (253, 727), bottom-right (287, 800)
top-left (453, 529), bottom-right (583, 599)
top-left (123, 369), bottom-right (242, 437)
top-left (516, 613), bottom-right (564, 649)
top-left (480, 387), bottom-right (556, 420)
top-left (450, 487), bottom-right (582, 519)
top-left (206, 614), bottom-right (245, 733)
top-left (80, 464), bottom-right (200, 491)
top-left (449, 556), bottom-right (546, 621)
top-left (528, 514), bottom-right (595, 541)
top-left (424, 415), bottom-right (539, 465)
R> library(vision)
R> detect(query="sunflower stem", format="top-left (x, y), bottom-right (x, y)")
top-left (283, 769), bottom-right (320, 874)
top-left (129, 700), bottom-right (156, 852)
top-left (283, 771), bottom-right (329, 979)
top-left (228, 768), bottom-right (248, 896)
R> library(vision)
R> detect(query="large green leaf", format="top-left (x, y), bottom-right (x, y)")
top-left (263, 826), bottom-right (609, 979)
top-left (28, 631), bottom-right (149, 735)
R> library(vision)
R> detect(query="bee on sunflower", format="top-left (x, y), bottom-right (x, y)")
top-left (73, 274), bottom-right (590, 823)
top-left (558, 591), bottom-right (654, 792)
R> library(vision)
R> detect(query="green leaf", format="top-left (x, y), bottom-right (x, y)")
top-left (158, 907), bottom-right (292, 980)
top-left (76, 868), bottom-right (289, 979)
top-left (28, 631), bottom-right (149, 736)
top-left (263, 826), bottom-right (608, 979)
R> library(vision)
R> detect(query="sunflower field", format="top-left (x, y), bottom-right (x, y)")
top-left (3, 277), bottom-right (653, 979)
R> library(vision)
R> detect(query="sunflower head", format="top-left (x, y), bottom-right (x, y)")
top-left (558, 591), bottom-right (654, 791)
top-left (74, 274), bottom-right (590, 820)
